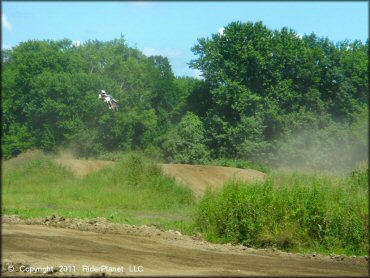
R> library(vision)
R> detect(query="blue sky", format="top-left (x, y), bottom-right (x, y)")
top-left (2, 1), bottom-right (368, 77)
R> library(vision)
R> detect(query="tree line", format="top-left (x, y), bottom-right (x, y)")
top-left (2, 21), bottom-right (368, 171)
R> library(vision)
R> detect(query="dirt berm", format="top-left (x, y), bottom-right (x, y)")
top-left (2, 215), bottom-right (368, 277)
top-left (161, 163), bottom-right (265, 198)
top-left (56, 159), bottom-right (266, 197)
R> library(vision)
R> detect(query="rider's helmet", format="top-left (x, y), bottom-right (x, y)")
top-left (101, 90), bottom-right (107, 95)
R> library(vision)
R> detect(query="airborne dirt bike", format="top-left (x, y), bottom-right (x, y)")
top-left (108, 100), bottom-right (119, 112)
top-left (99, 92), bottom-right (119, 112)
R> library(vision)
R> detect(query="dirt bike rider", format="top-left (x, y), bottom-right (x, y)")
top-left (99, 90), bottom-right (118, 110)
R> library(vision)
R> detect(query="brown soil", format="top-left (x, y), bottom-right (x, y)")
top-left (162, 163), bottom-right (266, 198)
top-left (5, 155), bottom-right (366, 276)
top-left (55, 158), bottom-right (266, 197)
top-left (2, 215), bottom-right (368, 277)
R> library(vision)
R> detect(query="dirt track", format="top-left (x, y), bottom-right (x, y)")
top-left (3, 157), bottom-right (368, 276)
top-left (2, 215), bottom-right (368, 277)
top-left (56, 159), bottom-right (266, 197)
top-left (161, 164), bottom-right (265, 198)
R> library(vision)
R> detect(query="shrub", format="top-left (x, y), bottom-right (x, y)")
top-left (195, 171), bottom-right (368, 255)
top-left (162, 112), bottom-right (210, 164)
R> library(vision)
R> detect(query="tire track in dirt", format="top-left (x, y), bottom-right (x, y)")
top-left (5, 156), bottom-right (365, 276)
top-left (2, 216), bottom-right (368, 277)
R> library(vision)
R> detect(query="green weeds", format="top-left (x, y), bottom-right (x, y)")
top-left (195, 170), bottom-right (368, 255)
top-left (2, 152), bottom-right (195, 231)
top-left (2, 152), bottom-right (368, 256)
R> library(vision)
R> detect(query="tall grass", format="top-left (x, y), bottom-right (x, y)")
top-left (2, 152), bottom-right (195, 227)
top-left (3, 151), bottom-right (368, 255)
top-left (196, 169), bottom-right (368, 255)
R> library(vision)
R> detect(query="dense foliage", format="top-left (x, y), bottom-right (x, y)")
top-left (2, 21), bottom-right (368, 172)
top-left (196, 169), bottom-right (368, 255)
top-left (189, 21), bottom-right (368, 171)
top-left (2, 37), bottom-right (179, 158)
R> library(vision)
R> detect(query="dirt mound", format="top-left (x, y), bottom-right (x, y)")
top-left (2, 215), bottom-right (367, 276)
top-left (162, 164), bottom-right (266, 197)
top-left (54, 159), bottom-right (266, 196)
top-left (55, 159), bottom-right (115, 177)
top-left (3, 150), bottom-right (45, 168)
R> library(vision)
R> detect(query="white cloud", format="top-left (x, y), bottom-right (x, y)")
top-left (296, 33), bottom-right (303, 40)
top-left (218, 27), bottom-right (225, 36)
top-left (142, 47), bottom-right (186, 59)
top-left (2, 43), bottom-right (13, 50)
top-left (2, 14), bottom-right (12, 31)
top-left (142, 47), bottom-right (159, 56)
top-left (142, 47), bottom-right (195, 77)
top-left (72, 40), bottom-right (82, 47)
top-left (193, 69), bottom-right (204, 80)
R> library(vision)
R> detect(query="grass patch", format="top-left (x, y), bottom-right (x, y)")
top-left (2, 152), bottom-right (196, 233)
top-left (195, 169), bottom-right (368, 256)
top-left (3, 151), bottom-right (368, 255)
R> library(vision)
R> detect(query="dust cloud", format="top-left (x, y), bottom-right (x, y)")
top-left (269, 120), bottom-right (368, 174)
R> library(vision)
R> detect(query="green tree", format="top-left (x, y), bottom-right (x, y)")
top-left (163, 112), bottom-right (210, 163)
top-left (190, 21), bottom-right (368, 167)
